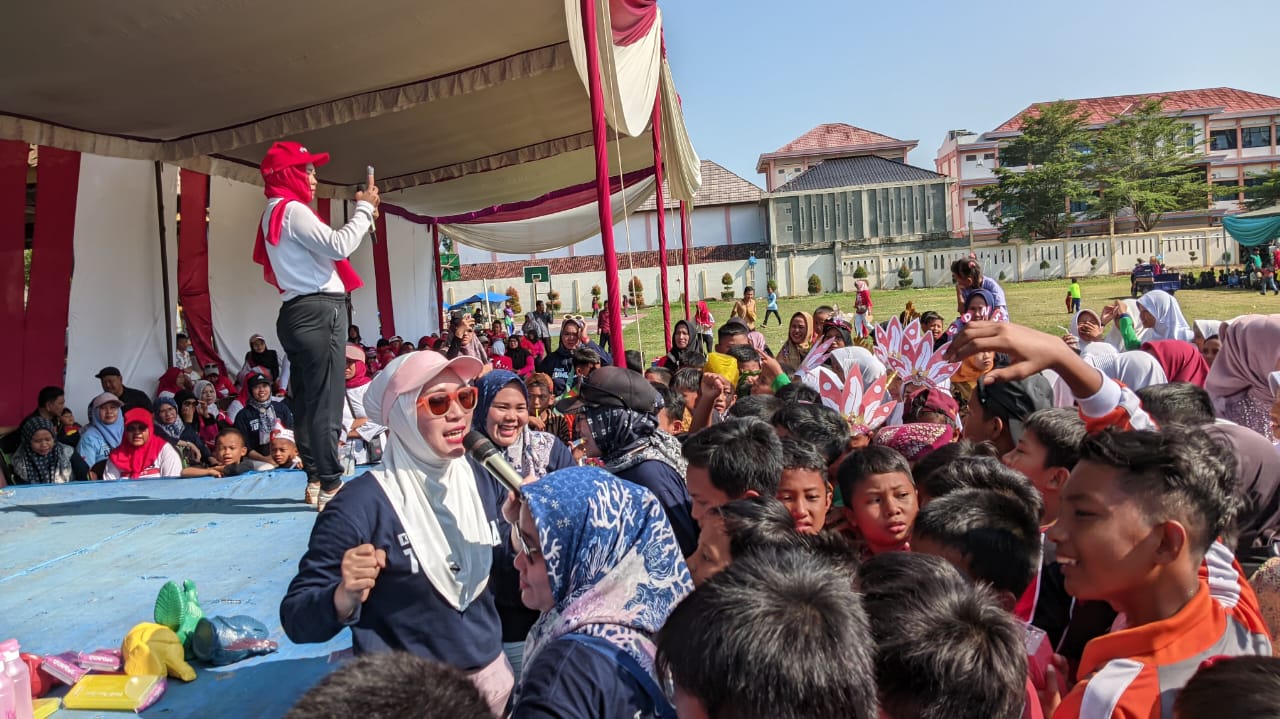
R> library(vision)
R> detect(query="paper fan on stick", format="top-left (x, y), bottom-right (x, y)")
top-left (876, 316), bottom-right (960, 394)
top-left (802, 366), bottom-right (896, 436)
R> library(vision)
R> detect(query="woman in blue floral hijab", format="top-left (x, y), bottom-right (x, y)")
top-left (510, 466), bottom-right (692, 718)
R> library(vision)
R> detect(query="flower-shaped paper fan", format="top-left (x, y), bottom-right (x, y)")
top-left (802, 366), bottom-right (896, 435)
top-left (796, 337), bottom-right (837, 377)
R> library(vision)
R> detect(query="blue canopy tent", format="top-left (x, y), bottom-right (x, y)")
top-left (445, 291), bottom-right (511, 311)
top-left (1223, 204), bottom-right (1280, 247)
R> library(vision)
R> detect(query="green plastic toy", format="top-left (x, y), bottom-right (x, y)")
top-left (153, 579), bottom-right (204, 653)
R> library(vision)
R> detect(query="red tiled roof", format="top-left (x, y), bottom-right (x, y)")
top-left (635, 159), bottom-right (762, 212)
top-left (768, 123), bottom-right (907, 155)
top-left (993, 87), bottom-right (1280, 133)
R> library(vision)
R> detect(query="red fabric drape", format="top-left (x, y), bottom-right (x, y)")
top-left (22, 147), bottom-right (80, 409)
top-left (610, 0), bottom-right (657, 45)
top-left (582, 0), bottom-right (626, 365)
top-left (0, 141), bottom-right (28, 425)
top-left (372, 212), bottom-right (396, 339)
top-left (177, 170), bottom-right (224, 374)
top-left (651, 94), bottom-right (671, 352)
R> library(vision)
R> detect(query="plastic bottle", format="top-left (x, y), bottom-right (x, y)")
top-left (0, 664), bottom-right (16, 719)
top-left (0, 640), bottom-right (32, 719)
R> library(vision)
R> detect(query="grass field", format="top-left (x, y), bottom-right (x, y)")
top-left (603, 275), bottom-right (1280, 364)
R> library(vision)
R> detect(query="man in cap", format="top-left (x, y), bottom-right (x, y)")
top-left (96, 366), bottom-right (153, 412)
top-left (252, 141), bottom-right (379, 509)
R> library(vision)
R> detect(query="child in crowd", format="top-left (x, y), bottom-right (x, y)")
top-left (285, 652), bottom-right (491, 719)
top-left (776, 438), bottom-right (833, 535)
top-left (1067, 277), bottom-right (1082, 313)
top-left (269, 426), bottom-right (302, 470)
top-left (1048, 428), bottom-right (1271, 717)
top-left (670, 368), bottom-right (702, 413)
top-left (650, 382), bottom-right (687, 437)
top-left (657, 549), bottom-right (879, 719)
top-left (728, 394), bottom-right (783, 423)
top-left (211, 428), bottom-right (273, 477)
top-left (857, 552), bottom-right (1031, 719)
top-left (960, 374), bottom-right (1054, 455)
top-left (771, 401), bottom-right (850, 468)
top-left (835, 445), bottom-right (917, 559)
top-left (569, 347), bottom-right (601, 392)
top-left (952, 258), bottom-right (1009, 316)
top-left (643, 366), bottom-right (672, 386)
top-left (59, 407), bottom-right (82, 447)
top-left (681, 417), bottom-right (782, 522)
top-left (686, 495), bottom-right (804, 586)
top-left (1174, 656), bottom-right (1280, 719)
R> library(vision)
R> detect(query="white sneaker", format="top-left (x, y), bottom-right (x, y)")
top-left (317, 484), bottom-right (342, 512)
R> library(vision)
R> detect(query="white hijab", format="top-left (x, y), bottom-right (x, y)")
top-left (830, 346), bottom-right (886, 387)
top-left (1089, 350), bottom-right (1168, 391)
top-left (1194, 319), bottom-right (1225, 342)
top-left (362, 352), bottom-right (495, 611)
top-left (1105, 299), bottom-right (1153, 350)
top-left (1136, 290), bottom-right (1194, 342)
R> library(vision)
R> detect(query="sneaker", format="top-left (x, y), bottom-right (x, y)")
top-left (317, 484), bottom-right (342, 512)
top-left (304, 482), bottom-right (321, 505)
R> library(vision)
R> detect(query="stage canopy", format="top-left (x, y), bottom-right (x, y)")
top-left (1223, 204), bottom-right (1280, 247)
top-left (0, 0), bottom-right (700, 251)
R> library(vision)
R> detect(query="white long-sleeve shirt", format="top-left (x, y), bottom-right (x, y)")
top-left (261, 199), bottom-right (375, 301)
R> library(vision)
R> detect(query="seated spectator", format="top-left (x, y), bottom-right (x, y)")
top-left (12, 415), bottom-right (90, 484)
top-left (102, 409), bottom-right (185, 479)
top-left (286, 652), bottom-right (491, 719)
top-left (486, 336), bottom-right (513, 371)
top-left (174, 332), bottom-right (200, 383)
top-left (510, 466), bottom-right (692, 718)
top-left (78, 392), bottom-right (124, 468)
top-left (342, 345), bottom-right (386, 468)
top-left (836, 445), bottom-right (917, 559)
top-left (682, 417), bottom-right (783, 522)
top-left (191, 379), bottom-right (228, 451)
top-left (153, 395), bottom-right (211, 467)
top-left (211, 427), bottom-right (273, 476)
top-left (234, 372), bottom-right (294, 463)
top-left (96, 366), bottom-right (153, 412)
top-left (244, 333), bottom-right (287, 394)
top-left (201, 362), bottom-right (237, 400)
top-left (227, 363), bottom-right (275, 421)
top-left (857, 552), bottom-right (1030, 719)
top-left (156, 366), bottom-right (192, 398)
top-left (559, 367), bottom-right (696, 557)
top-left (505, 335), bottom-right (535, 379)
top-left (58, 407), bottom-right (82, 448)
top-left (270, 425), bottom-right (302, 469)
top-left (2, 386), bottom-right (70, 457)
top-left (657, 548), bottom-right (878, 719)
top-left (524, 372), bottom-right (570, 444)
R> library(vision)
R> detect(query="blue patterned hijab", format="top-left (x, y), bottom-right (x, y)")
top-left (473, 370), bottom-right (558, 479)
top-left (521, 466), bottom-right (692, 680)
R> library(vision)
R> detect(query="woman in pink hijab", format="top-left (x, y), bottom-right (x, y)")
top-left (1204, 315), bottom-right (1280, 441)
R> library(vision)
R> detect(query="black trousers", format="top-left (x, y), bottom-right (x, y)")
top-left (277, 293), bottom-right (346, 490)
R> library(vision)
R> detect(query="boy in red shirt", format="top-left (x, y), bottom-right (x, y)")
top-left (1049, 427), bottom-right (1270, 717)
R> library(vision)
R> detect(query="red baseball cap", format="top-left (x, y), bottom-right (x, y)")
top-left (260, 141), bottom-right (330, 177)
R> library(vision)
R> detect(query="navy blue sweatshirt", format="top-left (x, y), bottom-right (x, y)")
top-left (513, 636), bottom-right (666, 719)
top-left (280, 460), bottom-right (504, 671)
top-left (536, 341), bottom-right (613, 394)
top-left (613, 460), bottom-right (697, 557)
top-left (485, 437), bottom-right (577, 643)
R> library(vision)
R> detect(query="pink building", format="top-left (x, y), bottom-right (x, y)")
top-left (936, 87), bottom-right (1280, 239)
top-left (757, 123), bottom-right (917, 192)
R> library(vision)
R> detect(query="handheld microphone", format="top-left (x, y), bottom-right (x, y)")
top-left (464, 430), bottom-right (524, 496)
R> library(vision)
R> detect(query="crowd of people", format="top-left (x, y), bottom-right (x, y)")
top-left (6, 253), bottom-right (1280, 718)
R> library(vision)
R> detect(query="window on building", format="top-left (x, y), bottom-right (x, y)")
top-left (983, 153), bottom-right (995, 161)
top-left (1242, 126), bottom-right (1272, 149)
top-left (965, 154), bottom-right (977, 162)
top-left (1213, 180), bottom-right (1241, 198)
top-left (1209, 129), bottom-right (1238, 151)
top-left (1069, 199), bottom-right (1090, 213)
top-left (1244, 177), bottom-right (1267, 198)
top-left (1181, 124), bottom-right (1198, 148)
top-left (967, 199), bottom-right (979, 207)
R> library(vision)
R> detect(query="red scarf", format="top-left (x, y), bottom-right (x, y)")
top-left (108, 409), bottom-right (170, 478)
top-left (346, 360), bottom-right (373, 389)
top-left (252, 165), bottom-right (363, 293)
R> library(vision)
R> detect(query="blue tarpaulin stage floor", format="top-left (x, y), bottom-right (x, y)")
top-left (0, 471), bottom-right (350, 717)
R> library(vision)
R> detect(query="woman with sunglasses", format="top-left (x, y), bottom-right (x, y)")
top-left (508, 466), bottom-right (692, 718)
top-left (281, 351), bottom-right (514, 713)
top-left (101, 409), bottom-right (186, 480)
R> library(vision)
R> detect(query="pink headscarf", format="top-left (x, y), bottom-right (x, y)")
top-left (1141, 340), bottom-right (1209, 387)
top-left (1205, 315), bottom-right (1280, 408)
top-left (873, 423), bottom-right (954, 465)
top-left (747, 331), bottom-right (768, 354)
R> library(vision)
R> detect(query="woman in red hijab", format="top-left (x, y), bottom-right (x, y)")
top-left (252, 141), bottom-right (380, 510)
top-left (1142, 340), bottom-right (1210, 386)
top-left (101, 409), bottom-right (186, 480)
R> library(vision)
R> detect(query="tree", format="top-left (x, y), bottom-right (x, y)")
top-left (807, 274), bottom-right (822, 294)
top-left (975, 101), bottom-right (1092, 242)
top-left (896, 263), bottom-right (913, 289)
top-left (1088, 99), bottom-right (1213, 232)
top-left (1244, 169), bottom-right (1280, 211)
top-left (1038, 259), bottom-right (1051, 280)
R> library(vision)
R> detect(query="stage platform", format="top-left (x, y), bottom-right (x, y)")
top-left (0, 472), bottom-right (351, 717)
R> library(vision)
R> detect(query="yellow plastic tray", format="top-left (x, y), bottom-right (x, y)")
top-left (62, 674), bottom-right (166, 712)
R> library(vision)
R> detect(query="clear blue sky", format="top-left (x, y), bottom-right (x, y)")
top-left (660, 0), bottom-right (1280, 185)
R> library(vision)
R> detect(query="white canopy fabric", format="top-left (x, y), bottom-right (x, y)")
top-left (0, 0), bottom-right (700, 246)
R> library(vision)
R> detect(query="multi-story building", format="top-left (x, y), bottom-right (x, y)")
top-left (756, 123), bottom-right (917, 192)
top-left (936, 87), bottom-right (1280, 240)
